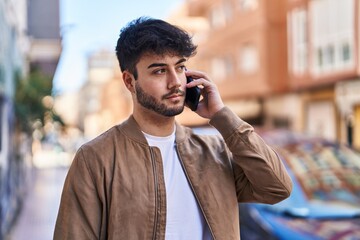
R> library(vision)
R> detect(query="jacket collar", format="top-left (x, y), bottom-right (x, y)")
top-left (119, 115), bottom-right (187, 145)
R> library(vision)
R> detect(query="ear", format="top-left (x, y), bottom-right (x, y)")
top-left (122, 71), bottom-right (135, 93)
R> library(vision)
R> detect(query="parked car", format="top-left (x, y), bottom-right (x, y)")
top-left (193, 127), bottom-right (360, 239)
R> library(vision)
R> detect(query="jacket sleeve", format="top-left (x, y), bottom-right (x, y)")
top-left (209, 107), bottom-right (293, 204)
top-left (53, 148), bottom-right (102, 240)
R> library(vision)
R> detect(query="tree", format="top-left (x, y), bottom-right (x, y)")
top-left (14, 69), bottom-right (64, 135)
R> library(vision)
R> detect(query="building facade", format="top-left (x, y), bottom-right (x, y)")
top-left (79, 49), bottom-right (132, 140)
top-left (0, 0), bottom-right (62, 236)
top-left (0, 0), bottom-right (30, 236)
top-left (171, 0), bottom-right (360, 149)
top-left (27, 0), bottom-right (62, 77)
top-left (172, 0), bottom-right (289, 126)
top-left (75, 0), bottom-right (359, 149)
top-left (286, 0), bottom-right (360, 147)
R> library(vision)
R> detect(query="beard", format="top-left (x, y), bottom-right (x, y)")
top-left (135, 83), bottom-right (185, 117)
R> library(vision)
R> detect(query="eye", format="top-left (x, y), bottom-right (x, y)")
top-left (176, 65), bottom-right (186, 73)
top-left (153, 68), bottom-right (166, 75)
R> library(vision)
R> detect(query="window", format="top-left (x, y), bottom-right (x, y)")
top-left (224, 55), bottom-right (234, 76)
top-left (325, 45), bottom-right (335, 65)
top-left (211, 58), bottom-right (226, 82)
top-left (341, 42), bottom-right (351, 62)
top-left (239, 43), bottom-right (259, 74)
top-left (211, 55), bottom-right (235, 81)
top-left (288, 8), bottom-right (307, 75)
top-left (310, 0), bottom-right (355, 75)
top-left (224, 1), bottom-right (233, 22)
top-left (239, 0), bottom-right (259, 11)
top-left (209, 6), bottom-right (226, 28)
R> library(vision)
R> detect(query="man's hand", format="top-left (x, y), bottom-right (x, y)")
top-left (185, 70), bottom-right (224, 119)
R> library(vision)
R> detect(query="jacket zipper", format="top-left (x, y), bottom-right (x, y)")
top-left (150, 148), bottom-right (159, 240)
top-left (175, 145), bottom-right (216, 239)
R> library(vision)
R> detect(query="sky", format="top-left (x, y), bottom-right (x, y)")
top-left (53, 0), bottom-right (183, 95)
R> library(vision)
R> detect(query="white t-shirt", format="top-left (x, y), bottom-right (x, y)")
top-left (143, 129), bottom-right (212, 240)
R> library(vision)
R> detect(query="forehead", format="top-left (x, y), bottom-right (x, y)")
top-left (137, 52), bottom-right (186, 67)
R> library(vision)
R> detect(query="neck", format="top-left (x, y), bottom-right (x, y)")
top-left (133, 108), bottom-right (176, 137)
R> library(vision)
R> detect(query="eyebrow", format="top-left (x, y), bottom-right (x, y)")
top-left (147, 58), bottom-right (187, 69)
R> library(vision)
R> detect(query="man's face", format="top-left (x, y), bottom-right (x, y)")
top-left (134, 53), bottom-right (187, 117)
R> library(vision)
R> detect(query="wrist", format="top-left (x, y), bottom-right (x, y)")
top-left (210, 104), bottom-right (225, 118)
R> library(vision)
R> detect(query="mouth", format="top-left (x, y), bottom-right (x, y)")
top-left (162, 89), bottom-right (185, 100)
top-left (167, 94), bottom-right (183, 99)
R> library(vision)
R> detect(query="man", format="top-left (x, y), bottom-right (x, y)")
top-left (54, 17), bottom-right (292, 240)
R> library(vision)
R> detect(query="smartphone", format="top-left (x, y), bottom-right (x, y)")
top-left (185, 76), bottom-right (201, 111)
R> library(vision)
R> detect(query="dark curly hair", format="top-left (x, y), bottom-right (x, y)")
top-left (115, 17), bottom-right (197, 79)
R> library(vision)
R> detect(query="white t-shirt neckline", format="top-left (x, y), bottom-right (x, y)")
top-left (142, 128), bottom-right (212, 240)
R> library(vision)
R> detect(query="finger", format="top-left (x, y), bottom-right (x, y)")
top-left (188, 78), bottom-right (215, 89)
top-left (185, 70), bottom-right (211, 81)
top-left (186, 78), bottom-right (210, 88)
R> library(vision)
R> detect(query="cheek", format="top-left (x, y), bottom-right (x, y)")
top-left (180, 76), bottom-right (187, 89)
top-left (142, 82), bottom-right (164, 97)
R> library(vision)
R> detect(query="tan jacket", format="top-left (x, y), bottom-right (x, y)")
top-left (54, 107), bottom-right (292, 240)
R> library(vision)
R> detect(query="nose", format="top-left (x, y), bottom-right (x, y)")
top-left (167, 70), bottom-right (182, 89)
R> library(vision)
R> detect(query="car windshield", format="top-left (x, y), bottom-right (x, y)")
top-left (278, 141), bottom-right (360, 205)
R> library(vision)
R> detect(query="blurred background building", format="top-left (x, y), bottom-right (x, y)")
top-left (27, 0), bottom-right (61, 76)
top-left (0, 0), bottom-right (61, 237)
top-left (174, 0), bottom-right (289, 127)
top-left (170, 0), bottom-right (360, 150)
top-left (79, 49), bottom-right (131, 140)
top-left (286, 0), bottom-right (360, 149)
top-left (176, 0), bottom-right (360, 145)
top-left (0, 0), bottom-right (29, 236)
top-left (60, 0), bottom-right (360, 151)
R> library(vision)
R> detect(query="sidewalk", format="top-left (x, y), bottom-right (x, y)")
top-left (5, 167), bottom-right (68, 240)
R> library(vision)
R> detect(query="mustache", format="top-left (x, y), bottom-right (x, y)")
top-left (162, 89), bottom-right (185, 99)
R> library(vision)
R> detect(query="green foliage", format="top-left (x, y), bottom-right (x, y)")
top-left (14, 69), bottom-right (64, 133)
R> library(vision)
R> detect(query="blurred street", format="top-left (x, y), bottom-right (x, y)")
top-left (5, 167), bottom-right (68, 240)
